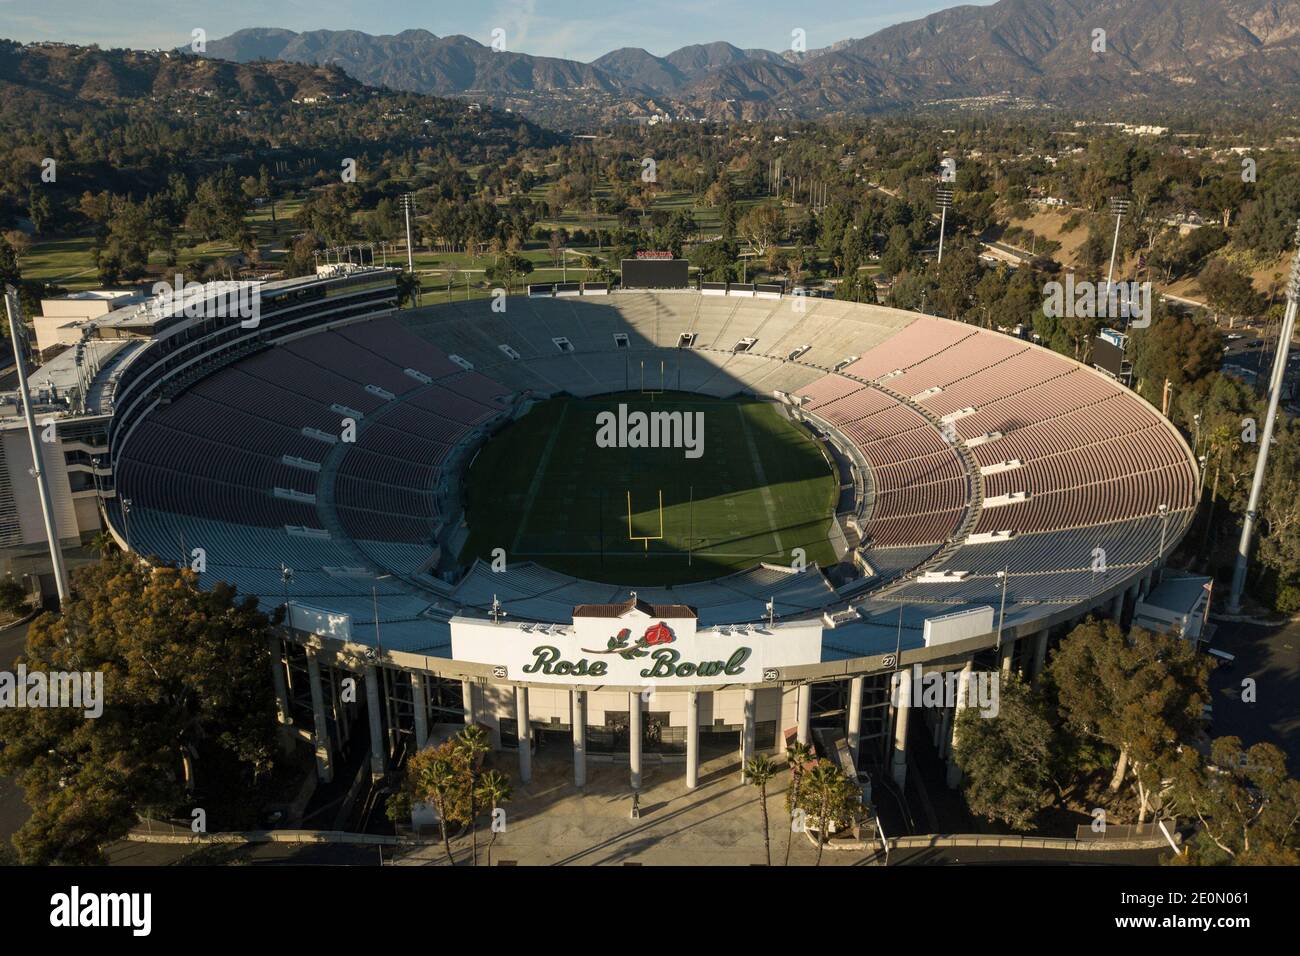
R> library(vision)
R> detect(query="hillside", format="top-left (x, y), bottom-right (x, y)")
top-left (200, 1), bottom-right (1300, 124)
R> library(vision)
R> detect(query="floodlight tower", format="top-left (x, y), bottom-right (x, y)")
top-left (399, 194), bottom-right (415, 271)
top-left (935, 185), bottom-right (954, 265)
top-left (1105, 196), bottom-right (1131, 294)
top-left (1227, 220), bottom-right (1300, 613)
top-left (5, 286), bottom-right (69, 604)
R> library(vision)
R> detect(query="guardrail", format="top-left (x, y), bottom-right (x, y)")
top-left (814, 831), bottom-right (1175, 853)
top-left (126, 826), bottom-right (400, 846)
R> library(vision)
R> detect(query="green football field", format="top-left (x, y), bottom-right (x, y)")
top-left (460, 392), bottom-right (839, 585)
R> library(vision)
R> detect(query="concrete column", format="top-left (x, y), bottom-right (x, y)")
top-left (572, 690), bottom-right (587, 787)
top-left (999, 640), bottom-right (1015, 678)
top-left (306, 649), bottom-right (333, 783)
top-left (330, 668), bottom-right (349, 749)
top-left (267, 635), bottom-right (294, 755)
top-left (740, 688), bottom-right (756, 781)
top-left (268, 635), bottom-right (291, 724)
top-left (946, 659), bottom-right (973, 788)
top-left (365, 665), bottom-right (386, 779)
top-left (1110, 590), bottom-right (1125, 622)
top-left (847, 676), bottom-right (864, 767)
top-left (462, 679), bottom-right (474, 725)
top-left (796, 683), bottom-right (812, 746)
top-left (1030, 630), bottom-right (1049, 683)
top-left (339, 671), bottom-right (354, 748)
top-left (891, 671), bottom-right (911, 789)
top-left (629, 691), bottom-right (643, 790)
top-left (935, 701), bottom-right (952, 754)
top-left (383, 669), bottom-right (398, 756)
top-left (411, 673), bottom-right (429, 750)
top-left (686, 690), bottom-right (700, 790)
top-left (515, 686), bottom-right (531, 784)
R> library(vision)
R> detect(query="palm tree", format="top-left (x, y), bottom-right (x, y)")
top-left (744, 754), bottom-right (776, 866)
top-left (783, 741), bottom-right (813, 866)
top-left (1200, 424), bottom-right (1235, 558)
top-left (395, 269), bottom-right (421, 309)
top-left (422, 756), bottom-right (459, 866)
top-left (805, 762), bottom-right (840, 867)
top-left (474, 770), bottom-right (513, 867)
top-left (90, 531), bottom-right (113, 558)
top-left (459, 725), bottom-right (490, 866)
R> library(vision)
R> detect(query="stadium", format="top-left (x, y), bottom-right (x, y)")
top-left (8, 264), bottom-right (1198, 797)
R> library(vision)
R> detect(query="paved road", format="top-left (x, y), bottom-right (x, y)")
top-left (1207, 616), bottom-right (1300, 773)
top-left (879, 845), bottom-right (1167, 866)
top-left (106, 840), bottom-right (384, 866)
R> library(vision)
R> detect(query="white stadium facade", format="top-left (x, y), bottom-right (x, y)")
top-left (1, 266), bottom-right (1199, 795)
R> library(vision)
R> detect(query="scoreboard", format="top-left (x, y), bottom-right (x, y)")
top-left (621, 254), bottom-right (689, 289)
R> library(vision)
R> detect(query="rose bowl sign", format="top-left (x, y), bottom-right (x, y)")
top-left (450, 610), bottom-right (822, 687)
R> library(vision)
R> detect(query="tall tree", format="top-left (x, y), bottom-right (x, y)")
top-left (1169, 737), bottom-right (1300, 865)
top-left (1050, 619), bottom-right (1210, 821)
top-left (0, 553), bottom-right (279, 864)
top-left (952, 676), bottom-right (1054, 831)
top-left (783, 740), bottom-right (812, 866)
top-left (744, 754), bottom-right (776, 866)
top-left (459, 724), bottom-right (490, 866)
top-left (474, 770), bottom-right (512, 867)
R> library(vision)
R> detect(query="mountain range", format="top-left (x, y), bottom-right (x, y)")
top-left (198, 0), bottom-right (1300, 122)
top-left (1, 39), bottom-right (363, 104)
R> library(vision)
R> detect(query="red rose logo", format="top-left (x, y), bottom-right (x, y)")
top-left (642, 622), bottom-right (675, 646)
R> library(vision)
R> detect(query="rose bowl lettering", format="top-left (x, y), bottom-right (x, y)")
top-left (520, 645), bottom-right (752, 680)
top-left (640, 647), bottom-right (751, 679)
top-left (522, 646), bottom-right (609, 677)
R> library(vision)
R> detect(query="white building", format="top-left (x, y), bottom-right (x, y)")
top-left (36, 290), bottom-right (144, 356)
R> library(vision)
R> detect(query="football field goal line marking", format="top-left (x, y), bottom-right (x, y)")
top-left (640, 359), bottom-right (665, 399)
top-left (627, 489), bottom-right (664, 551)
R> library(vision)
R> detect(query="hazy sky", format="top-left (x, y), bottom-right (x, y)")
top-left (0, 0), bottom-right (997, 62)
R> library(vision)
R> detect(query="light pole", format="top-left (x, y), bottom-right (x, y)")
top-left (1106, 196), bottom-right (1130, 296)
top-left (995, 567), bottom-right (1009, 650)
top-left (90, 456), bottom-right (102, 504)
top-left (280, 564), bottom-right (293, 617)
top-left (936, 185), bottom-right (954, 266)
top-left (120, 497), bottom-right (132, 554)
top-left (1156, 503), bottom-right (1170, 563)
top-left (5, 285), bottom-right (69, 604)
top-left (371, 574), bottom-right (392, 655)
top-left (1228, 220), bottom-right (1300, 612)
top-left (400, 194), bottom-right (415, 272)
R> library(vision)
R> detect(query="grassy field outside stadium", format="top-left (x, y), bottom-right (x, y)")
top-left (460, 392), bottom-right (839, 585)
